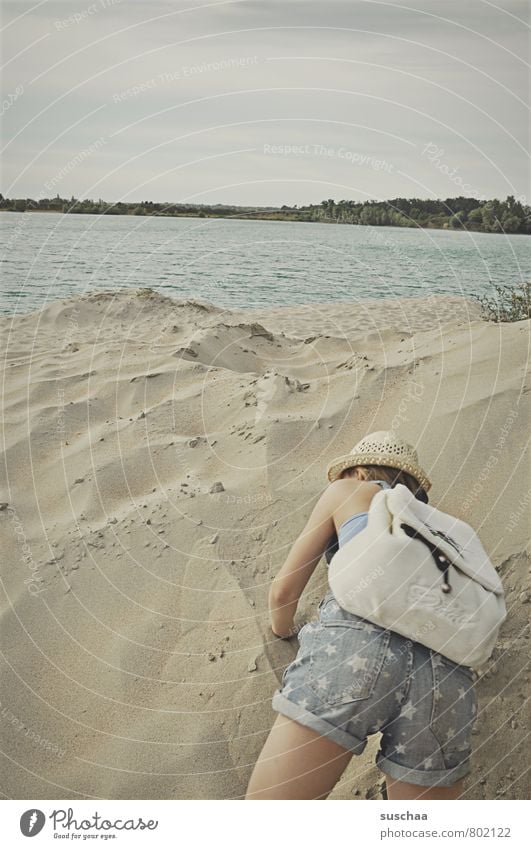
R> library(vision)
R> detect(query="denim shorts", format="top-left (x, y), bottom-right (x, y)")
top-left (272, 590), bottom-right (478, 787)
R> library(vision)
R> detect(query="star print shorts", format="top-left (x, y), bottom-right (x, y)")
top-left (271, 589), bottom-right (478, 787)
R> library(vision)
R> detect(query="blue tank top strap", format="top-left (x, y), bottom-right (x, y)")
top-left (373, 479), bottom-right (392, 489)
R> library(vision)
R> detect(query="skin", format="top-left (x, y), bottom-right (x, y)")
top-left (268, 471), bottom-right (388, 639)
top-left (246, 468), bottom-right (467, 800)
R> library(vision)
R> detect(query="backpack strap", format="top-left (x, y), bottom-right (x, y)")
top-left (401, 522), bottom-right (453, 593)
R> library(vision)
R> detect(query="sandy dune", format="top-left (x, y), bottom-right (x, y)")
top-left (1, 287), bottom-right (529, 799)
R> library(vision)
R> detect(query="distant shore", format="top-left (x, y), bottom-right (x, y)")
top-left (1, 193), bottom-right (529, 234)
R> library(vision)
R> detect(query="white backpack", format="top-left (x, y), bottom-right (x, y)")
top-left (328, 483), bottom-right (507, 668)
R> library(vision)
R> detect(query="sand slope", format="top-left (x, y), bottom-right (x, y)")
top-left (1, 288), bottom-right (529, 799)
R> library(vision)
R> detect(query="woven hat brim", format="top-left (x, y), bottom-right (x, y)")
top-left (326, 452), bottom-right (431, 492)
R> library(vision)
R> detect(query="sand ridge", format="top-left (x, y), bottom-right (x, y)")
top-left (1, 287), bottom-right (529, 799)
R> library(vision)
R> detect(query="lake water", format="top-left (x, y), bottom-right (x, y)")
top-left (1, 212), bottom-right (529, 315)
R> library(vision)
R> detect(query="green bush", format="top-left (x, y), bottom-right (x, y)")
top-left (472, 281), bottom-right (530, 322)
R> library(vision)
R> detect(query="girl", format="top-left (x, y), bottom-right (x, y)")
top-left (246, 431), bottom-right (477, 800)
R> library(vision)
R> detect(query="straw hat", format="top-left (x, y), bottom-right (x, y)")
top-left (326, 430), bottom-right (432, 491)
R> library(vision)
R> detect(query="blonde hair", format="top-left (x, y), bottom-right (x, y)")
top-left (340, 463), bottom-right (426, 500)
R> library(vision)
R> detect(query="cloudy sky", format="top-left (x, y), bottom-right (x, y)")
top-left (1, 0), bottom-right (529, 206)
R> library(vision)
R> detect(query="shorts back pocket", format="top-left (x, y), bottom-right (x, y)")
top-left (430, 653), bottom-right (477, 764)
top-left (307, 620), bottom-right (391, 706)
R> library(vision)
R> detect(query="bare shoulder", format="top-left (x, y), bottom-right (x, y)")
top-left (323, 478), bottom-right (387, 525)
top-left (323, 477), bottom-right (381, 504)
top-left (325, 478), bottom-right (382, 494)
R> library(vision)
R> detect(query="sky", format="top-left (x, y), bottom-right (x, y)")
top-left (1, 0), bottom-right (529, 206)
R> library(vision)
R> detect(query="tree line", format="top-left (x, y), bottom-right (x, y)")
top-left (0, 194), bottom-right (529, 234)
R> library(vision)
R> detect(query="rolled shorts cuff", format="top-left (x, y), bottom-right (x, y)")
top-left (271, 690), bottom-right (367, 755)
top-left (376, 752), bottom-right (471, 788)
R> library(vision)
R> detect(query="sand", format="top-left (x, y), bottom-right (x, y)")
top-left (0, 287), bottom-right (529, 800)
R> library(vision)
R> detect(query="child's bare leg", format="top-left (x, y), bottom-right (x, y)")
top-left (245, 713), bottom-right (354, 800)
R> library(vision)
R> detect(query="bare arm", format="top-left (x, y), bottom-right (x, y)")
top-left (269, 484), bottom-right (338, 638)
